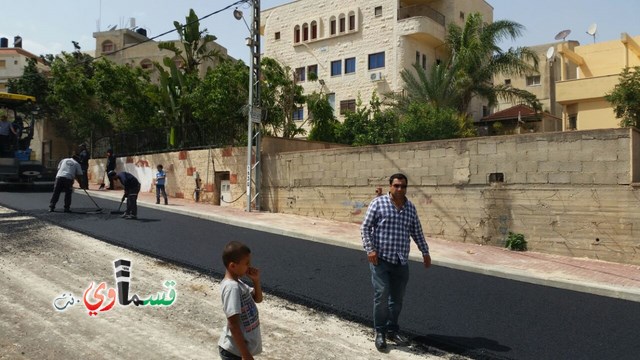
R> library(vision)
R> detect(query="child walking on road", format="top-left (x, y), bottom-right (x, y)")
top-left (155, 164), bottom-right (168, 205)
top-left (218, 241), bottom-right (263, 360)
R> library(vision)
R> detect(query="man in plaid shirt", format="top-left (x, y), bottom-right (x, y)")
top-left (361, 173), bottom-right (432, 351)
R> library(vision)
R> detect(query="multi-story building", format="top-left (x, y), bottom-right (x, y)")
top-left (93, 27), bottom-right (230, 78)
top-left (555, 33), bottom-right (640, 131)
top-left (493, 41), bottom-right (579, 117)
top-left (261, 0), bottom-right (493, 130)
top-left (0, 36), bottom-right (48, 92)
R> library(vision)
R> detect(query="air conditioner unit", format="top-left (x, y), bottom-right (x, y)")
top-left (370, 72), bottom-right (382, 81)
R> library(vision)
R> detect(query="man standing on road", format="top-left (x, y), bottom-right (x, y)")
top-left (108, 170), bottom-right (140, 220)
top-left (105, 148), bottom-right (116, 190)
top-left (361, 173), bottom-right (431, 352)
top-left (78, 143), bottom-right (90, 189)
top-left (49, 155), bottom-right (83, 213)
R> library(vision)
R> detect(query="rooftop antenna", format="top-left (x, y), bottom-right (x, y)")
top-left (554, 29), bottom-right (571, 42)
top-left (586, 23), bottom-right (598, 43)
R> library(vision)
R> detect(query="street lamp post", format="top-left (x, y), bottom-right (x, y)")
top-left (236, 0), bottom-right (261, 212)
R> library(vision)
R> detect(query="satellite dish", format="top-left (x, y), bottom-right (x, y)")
top-left (108, 25), bottom-right (117, 31)
top-left (554, 29), bottom-right (571, 41)
top-left (586, 23), bottom-right (597, 43)
top-left (546, 46), bottom-right (555, 61)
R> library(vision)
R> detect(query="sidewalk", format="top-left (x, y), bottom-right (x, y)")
top-left (85, 185), bottom-right (640, 303)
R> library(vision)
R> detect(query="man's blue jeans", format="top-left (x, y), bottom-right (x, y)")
top-left (370, 258), bottom-right (409, 334)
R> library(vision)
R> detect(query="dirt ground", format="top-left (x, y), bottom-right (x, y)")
top-left (0, 207), bottom-right (462, 360)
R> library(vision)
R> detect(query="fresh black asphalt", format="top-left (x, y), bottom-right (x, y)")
top-left (2, 191), bottom-right (640, 359)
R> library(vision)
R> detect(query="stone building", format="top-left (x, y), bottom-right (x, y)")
top-left (92, 27), bottom-right (230, 79)
top-left (261, 0), bottom-right (493, 131)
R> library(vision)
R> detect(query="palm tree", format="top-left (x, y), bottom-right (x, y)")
top-left (391, 13), bottom-right (541, 117)
top-left (446, 12), bottom-right (541, 112)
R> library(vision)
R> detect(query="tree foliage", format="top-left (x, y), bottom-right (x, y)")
top-left (189, 59), bottom-right (249, 145)
top-left (605, 66), bottom-right (640, 128)
top-left (399, 102), bottom-right (475, 143)
top-left (337, 94), bottom-right (400, 146)
top-left (259, 57), bottom-right (306, 138)
top-left (306, 92), bottom-right (338, 142)
top-left (445, 12), bottom-right (541, 112)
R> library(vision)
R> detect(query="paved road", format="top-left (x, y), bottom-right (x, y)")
top-left (2, 191), bottom-right (640, 360)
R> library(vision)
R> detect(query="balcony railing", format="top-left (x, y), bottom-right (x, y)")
top-left (397, 5), bottom-right (445, 27)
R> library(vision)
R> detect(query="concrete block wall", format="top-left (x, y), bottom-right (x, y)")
top-left (262, 128), bottom-right (640, 265)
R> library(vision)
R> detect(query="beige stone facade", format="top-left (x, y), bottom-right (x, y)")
top-left (93, 28), bottom-right (230, 78)
top-left (261, 0), bottom-right (493, 129)
top-left (0, 46), bottom-right (48, 93)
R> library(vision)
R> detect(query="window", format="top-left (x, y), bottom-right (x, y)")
top-left (368, 52), bottom-right (385, 70)
top-left (374, 6), bottom-right (382, 17)
top-left (422, 54), bottom-right (427, 70)
top-left (294, 26), bottom-right (301, 43)
top-left (345, 57), bottom-right (356, 74)
top-left (340, 99), bottom-right (356, 114)
top-left (303, 23), bottom-right (309, 41)
top-left (349, 14), bottom-right (356, 31)
top-left (415, 51), bottom-right (420, 66)
top-left (339, 16), bottom-right (346, 33)
top-left (483, 106), bottom-right (489, 117)
top-left (295, 67), bottom-right (306, 82)
top-left (328, 93), bottom-right (336, 114)
top-left (140, 59), bottom-right (153, 70)
top-left (275, 32), bottom-right (281, 40)
top-left (526, 75), bottom-right (541, 86)
top-left (460, 11), bottom-right (465, 20)
top-left (331, 60), bottom-right (342, 76)
top-left (101, 40), bottom-right (115, 53)
top-left (504, 79), bottom-right (511, 85)
top-left (293, 107), bottom-right (304, 121)
top-left (311, 21), bottom-right (318, 40)
top-left (307, 64), bottom-right (318, 79)
top-left (0, 60), bottom-right (5, 68)
top-left (330, 18), bottom-right (336, 35)
top-left (568, 114), bottom-right (577, 130)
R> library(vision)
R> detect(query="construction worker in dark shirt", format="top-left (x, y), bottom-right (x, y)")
top-left (78, 143), bottom-right (90, 189)
top-left (108, 170), bottom-right (140, 219)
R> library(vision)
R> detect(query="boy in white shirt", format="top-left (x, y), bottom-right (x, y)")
top-left (218, 241), bottom-right (263, 360)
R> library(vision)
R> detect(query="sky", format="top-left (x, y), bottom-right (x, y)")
top-left (1, 0), bottom-right (639, 62)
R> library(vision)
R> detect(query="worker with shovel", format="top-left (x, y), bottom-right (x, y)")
top-left (49, 155), bottom-right (83, 213)
top-left (108, 170), bottom-right (140, 220)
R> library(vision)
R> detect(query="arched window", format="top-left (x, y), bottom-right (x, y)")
top-left (101, 40), bottom-right (115, 54)
top-left (294, 25), bottom-right (301, 43)
top-left (339, 14), bottom-right (346, 33)
top-left (140, 59), bottom-right (153, 70)
top-left (329, 16), bottom-right (337, 36)
top-left (348, 11), bottom-right (356, 31)
top-left (302, 23), bottom-right (309, 41)
top-left (311, 21), bottom-right (318, 40)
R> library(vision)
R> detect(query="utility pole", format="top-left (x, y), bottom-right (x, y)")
top-left (245, 0), bottom-right (261, 212)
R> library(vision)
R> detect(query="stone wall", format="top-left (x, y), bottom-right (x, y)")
top-left (261, 128), bottom-right (640, 265)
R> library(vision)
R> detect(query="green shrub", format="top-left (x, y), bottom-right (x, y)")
top-left (505, 232), bottom-right (527, 251)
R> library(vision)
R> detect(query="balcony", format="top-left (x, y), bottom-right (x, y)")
top-left (397, 5), bottom-right (445, 45)
top-left (555, 74), bottom-right (619, 104)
